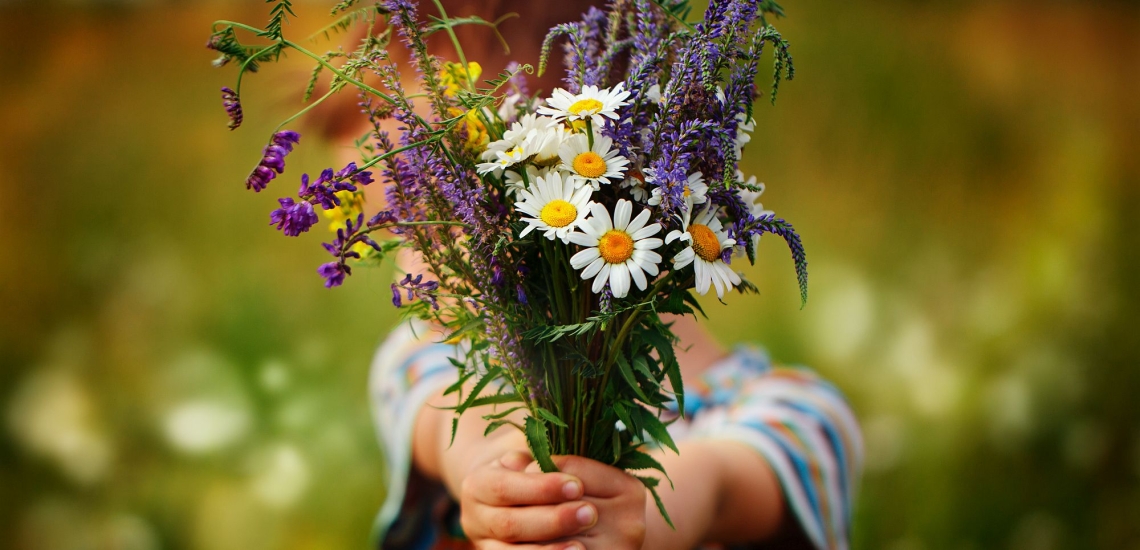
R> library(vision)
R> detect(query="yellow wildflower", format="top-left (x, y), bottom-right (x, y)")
top-left (439, 61), bottom-right (482, 98)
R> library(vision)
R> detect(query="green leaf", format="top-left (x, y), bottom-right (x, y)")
top-left (484, 419), bottom-right (519, 437)
top-left (642, 328), bottom-right (685, 415)
top-left (440, 317), bottom-right (485, 344)
top-left (616, 449), bottom-right (664, 472)
top-left (442, 367), bottom-right (474, 396)
top-left (536, 407), bottom-right (568, 428)
top-left (469, 392), bottom-right (522, 408)
top-left (454, 366), bottom-right (502, 414)
top-left (525, 416), bottom-right (558, 473)
top-left (635, 475), bottom-right (674, 529)
top-left (635, 407), bottom-right (679, 454)
top-left (481, 405), bottom-right (525, 421)
top-left (616, 353), bottom-right (652, 403)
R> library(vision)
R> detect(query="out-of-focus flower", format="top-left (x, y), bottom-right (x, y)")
top-left (162, 399), bottom-right (251, 455)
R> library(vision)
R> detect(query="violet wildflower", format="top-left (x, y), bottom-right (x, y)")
top-left (246, 130), bottom-right (300, 192)
top-left (317, 262), bottom-right (347, 288)
top-left (394, 274), bottom-right (441, 310)
top-left (220, 87), bottom-right (242, 130)
top-left (269, 197), bottom-right (318, 237)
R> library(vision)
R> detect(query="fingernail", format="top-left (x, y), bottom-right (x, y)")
top-left (576, 504), bottom-right (596, 527)
top-left (562, 480), bottom-right (582, 499)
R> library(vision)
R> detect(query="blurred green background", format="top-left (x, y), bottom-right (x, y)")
top-left (1, 0), bottom-right (1138, 548)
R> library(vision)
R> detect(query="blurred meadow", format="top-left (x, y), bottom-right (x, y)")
top-left (1, 0), bottom-right (1138, 549)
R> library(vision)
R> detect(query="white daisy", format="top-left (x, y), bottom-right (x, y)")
top-left (645, 84), bottom-right (666, 106)
top-left (503, 165), bottom-right (548, 195)
top-left (515, 171), bottom-right (594, 243)
top-left (477, 119), bottom-right (534, 176)
top-left (735, 170), bottom-right (770, 217)
top-left (569, 200), bottom-right (663, 299)
top-left (647, 171), bottom-right (708, 207)
top-left (733, 113), bottom-right (756, 160)
top-left (523, 121), bottom-right (566, 168)
top-left (558, 133), bottom-right (629, 190)
top-left (665, 203), bottom-right (741, 299)
top-left (538, 83), bottom-right (631, 127)
top-left (622, 167), bottom-right (651, 202)
top-left (734, 170), bottom-right (774, 253)
top-left (476, 142), bottom-right (529, 176)
top-left (715, 86), bottom-right (757, 160)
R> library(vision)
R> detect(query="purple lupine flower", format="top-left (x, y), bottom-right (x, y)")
top-left (369, 210), bottom-right (397, 227)
top-left (599, 287), bottom-right (614, 315)
top-left (245, 130), bottom-right (300, 192)
top-left (390, 284), bottom-right (403, 307)
top-left (220, 87), bottom-right (242, 130)
top-left (269, 197), bottom-right (318, 237)
top-left (318, 262), bottom-right (347, 288)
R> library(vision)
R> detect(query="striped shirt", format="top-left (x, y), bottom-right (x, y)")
top-left (369, 322), bottom-right (862, 550)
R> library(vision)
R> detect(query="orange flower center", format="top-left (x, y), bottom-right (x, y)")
top-left (568, 98), bottom-right (604, 115)
top-left (689, 224), bottom-right (722, 262)
top-left (539, 200), bottom-right (578, 228)
top-left (597, 230), bottom-right (635, 264)
top-left (573, 152), bottom-right (607, 179)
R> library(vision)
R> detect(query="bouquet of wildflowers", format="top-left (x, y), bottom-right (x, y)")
top-left (209, 0), bottom-right (806, 522)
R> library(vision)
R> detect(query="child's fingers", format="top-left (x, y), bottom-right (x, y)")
top-left (499, 450), bottom-right (536, 472)
top-left (465, 467), bottom-right (584, 506)
top-left (545, 455), bottom-right (643, 499)
top-left (476, 540), bottom-right (584, 550)
top-left (467, 501), bottom-right (597, 543)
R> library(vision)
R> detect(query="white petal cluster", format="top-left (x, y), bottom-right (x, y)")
top-left (473, 82), bottom-right (768, 303)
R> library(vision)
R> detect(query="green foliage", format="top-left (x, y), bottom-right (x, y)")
top-left (262, 0), bottom-right (295, 41)
top-left (525, 416), bottom-right (558, 473)
top-left (308, 5), bottom-right (388, 43)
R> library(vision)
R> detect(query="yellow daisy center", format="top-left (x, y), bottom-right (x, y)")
top-left (573, 152), bottom-right (607, 179)
top-left (689, 224), bottom-right (722, 262)
top-left (597, 230), bottom-right (635, 264)
top-left (568, 98), bottom-right (604, 115)
top-left (539, 200), bottom-right (578, 228)
top-left (682, 186), bottom-right (692, 198)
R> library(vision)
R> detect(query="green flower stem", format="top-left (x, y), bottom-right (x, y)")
top-left (429, 0), bottom-right (476, 91)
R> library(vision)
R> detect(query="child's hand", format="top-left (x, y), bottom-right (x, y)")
top-left (460, 450), bottom-right (596, 550)
top-left (526, 455), bottom-right (648, 550)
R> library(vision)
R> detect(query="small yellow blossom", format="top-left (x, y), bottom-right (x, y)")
top-left (439, 61), bottom-right (482, 98)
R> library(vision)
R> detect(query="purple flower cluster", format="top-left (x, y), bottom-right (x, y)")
top-left (246, 130), bottom-right (300, 192)
top-left (220, 87), bottom-right (242, 130)
top-left (391, 273), bottom-right (440, 310)
top-left (269, 198), bottom-right (318, 237)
